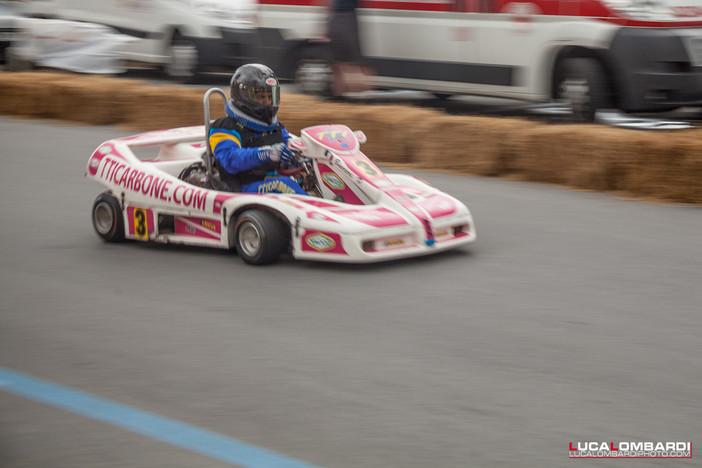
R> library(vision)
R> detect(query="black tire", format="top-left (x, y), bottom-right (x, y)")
top-left (554, 57), bottom-right (611, 122)
top-left (293, 49), bottom-right (333, 97)
top-left (92, 193), bottom-right (125, 242)
top-left (233, 210), bottom-right (288, 265)
top-left (4, 47), bottom-right (33, 71)
top-left (164, 33), bottom-right (201, 83)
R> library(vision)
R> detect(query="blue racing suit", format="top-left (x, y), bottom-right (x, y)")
top-left (208, 101), bottom-right (306, 194)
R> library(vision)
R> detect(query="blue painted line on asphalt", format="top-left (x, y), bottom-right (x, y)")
top-left (0, 366), bottom-right (323, 468)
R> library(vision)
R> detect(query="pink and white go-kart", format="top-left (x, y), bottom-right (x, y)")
top-left (86, 88), bottom-right (476, 264)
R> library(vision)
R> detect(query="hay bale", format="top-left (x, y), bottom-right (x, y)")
top-left (507, 124), bottom-right (702, 203)
top-left (410, 114), bottom-right (539, 176)
top-left (1, 70), bottom-right (702, 205)
top-left (622, 136), bottom-right (702, 204)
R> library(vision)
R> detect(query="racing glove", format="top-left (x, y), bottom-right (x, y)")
top-left (257, 143), bottom-right (295, 165)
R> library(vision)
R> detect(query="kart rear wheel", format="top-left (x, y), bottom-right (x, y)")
top-left (234, 210), bottom-right (288, 265)
top-left (92, 193), bottom-right (125, 242)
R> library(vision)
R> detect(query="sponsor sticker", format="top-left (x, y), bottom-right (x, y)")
top-left (201, 219), bottom-right (217, 231)
top-left (322, 173), bottom-right (346, 190)
top-left (305, 233), bottom-right (336, 252)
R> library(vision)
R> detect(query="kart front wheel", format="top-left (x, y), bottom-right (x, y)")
top-left (234, 210), bottom-right (288, 265)
top-left (92, 193), bottom-right (125, 242)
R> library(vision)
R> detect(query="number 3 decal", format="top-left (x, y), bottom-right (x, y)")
top-left (133, 208), bottom-right (148, 240)
top-left (128, 206), bottom-right (152, 240)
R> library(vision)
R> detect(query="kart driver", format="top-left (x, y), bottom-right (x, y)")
top-left (209, 64), bottom-right (306, 194)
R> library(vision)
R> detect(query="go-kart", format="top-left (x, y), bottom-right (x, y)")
top-left (86, 88), bottom-right (476, 264)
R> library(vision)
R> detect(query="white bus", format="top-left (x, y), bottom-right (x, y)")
top-left (256, 0), bottom-right (702, 119)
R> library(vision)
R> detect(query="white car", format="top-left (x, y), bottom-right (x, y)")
top-left (6, 18), bottom-right (135, 73)
top-left (20, 0), bottom-right (257, 80)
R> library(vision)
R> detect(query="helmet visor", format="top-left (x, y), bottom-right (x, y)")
top-left (244, 85), bottom-right (280, 108)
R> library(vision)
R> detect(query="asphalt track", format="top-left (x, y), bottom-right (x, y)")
top-left (1, 116), bottom-right (701, 467)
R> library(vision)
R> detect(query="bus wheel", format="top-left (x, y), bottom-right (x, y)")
top-left (294, 53), bottom-right (333, 97)
top-left (555, 57), bottom-right (611, 122)
top-left (164, 32), bottom-right (201, 82)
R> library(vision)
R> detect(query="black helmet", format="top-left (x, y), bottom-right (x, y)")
top-left (230, 64), bottom-right (280, 124)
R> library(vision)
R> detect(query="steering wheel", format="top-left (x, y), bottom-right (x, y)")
top-left (277, 150), bottom-right (305, 176)
top-left (277, 137), bottom-right (308, 176)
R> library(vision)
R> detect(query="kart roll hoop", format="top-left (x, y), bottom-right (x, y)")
top-left (203, 87), bottom-right (228, 180)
